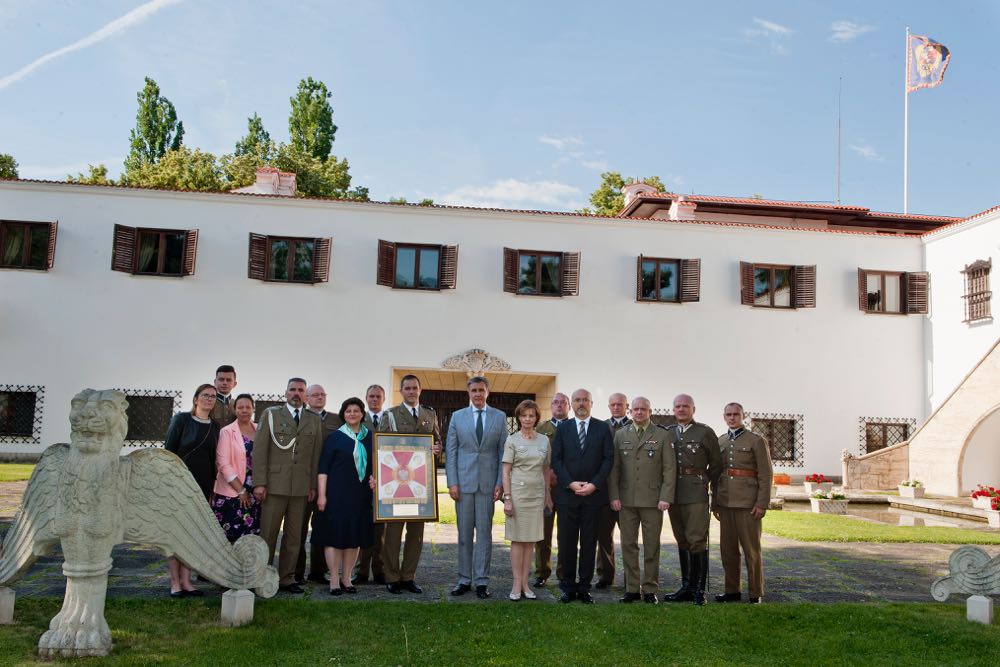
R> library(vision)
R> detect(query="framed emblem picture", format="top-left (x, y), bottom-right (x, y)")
top-left (373, 433), bottom-right (439, 522)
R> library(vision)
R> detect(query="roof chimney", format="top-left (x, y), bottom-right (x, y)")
top-left (668, 195), bottom-right (697, 221)
top-left (232, 166), bottom-right (297, 197)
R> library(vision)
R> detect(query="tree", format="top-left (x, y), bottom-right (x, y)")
top-left (125, 77), bottom-right (184, 178)
top-left (125, 147), bottom-right (223, 192)
top-left (579, 172), bottom-right (667, 216)
top-left (0, 153), bottom-right (18, 179)
top-left (288, 77), bottom-right (337, 160)
top-left (66, 164), bottom-right (114, 185)
top-left (272, 143), bottom-right (359, 198)
top-left (388, 196), bottom-right (434, 206)
top-left (234, 113), bottom-right (273, 160)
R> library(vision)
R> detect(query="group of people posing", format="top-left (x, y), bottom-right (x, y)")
top-left (163, 365), bottom-right (774, 605)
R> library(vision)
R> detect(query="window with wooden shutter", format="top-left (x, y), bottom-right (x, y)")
top-left (111, 224), bottom-right (197, 277)
top-left (0, 220), bottom-right (58, 271)
top-left (903, 271), bottom-right (929, 314)
top-left (637, 256), bottom-right (698, 303)
top-left (377, 240), bottom-right (396, 287)
top-left (503, 248), bottom-right (576, 296)
top-left (858, 269), bottom-right (904, 314)
top-left (741, 261), bottom-right (814, 309)
top-left (247, 234), bottom-right (326, 284)
top-left (962, 260), bottom-right (991, 323)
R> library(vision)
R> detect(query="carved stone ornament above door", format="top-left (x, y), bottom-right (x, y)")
top-left (441, 349), bottom-right (512, 376)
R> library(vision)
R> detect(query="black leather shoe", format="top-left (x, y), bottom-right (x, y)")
top-left (328, 588), bottom-right (343, 596)
top-left (559, 591), bottom-right (575, 603)
top-left (386, 582), bottom-right (402, 594)
top-left (169, 590), bottom-right (184, 598)
top-left (619, 592), bottom-right (641, 603)
top-left (475, 585), bottom-right (490, 599)
top-left (351, 575), bottom-right (369, 585)
top-left (715, 592), bottom-right (742, 603)
top-left (307, 573), bottom-right (328, 584)
top-left (748, 597), bottom-right (763, 604)
top-left (451, 583), bottom-right (472, 596)
top-left (373, 574), bottom-right (386, 586)
top-left (578, 592), bottom-right (595, 604)
top-left (595, 580), bottom-right (612, 590)
top-left (279, 584), bottom-right (304, 594)
top-left (342, 586), bottom-right (358, 595)
top-left (643, 594), bottom-right (659, 604)
top-left (183, 588), bottom-right (204, 597)
top-left (532, 577), bottom-right (547, 588)
top-left (400, 580), bottom-right (423, 594)
top-left (662, 588), bottom-right (693, 603)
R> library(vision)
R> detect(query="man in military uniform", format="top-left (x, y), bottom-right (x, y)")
top-left (533, 392), bottom-right (570, 587)
top-left (252, 377), bottom-right (323, 594)
top-left (209, 364), bottom-right (238, 428)
top-left (608, 397), bottom-right (675, 604)
top-left (297, 384), bottom-right (343, 585)
top-left (596, 392), bottom-right (631, 588)
top-left (355, 384), bottom-right (389, 585)
top-left (662, 393), bottom-right (721, 605)
top-left (712, 403), bottom-right (772, 604)
top-left (377, 374), bottom-right (442, 594)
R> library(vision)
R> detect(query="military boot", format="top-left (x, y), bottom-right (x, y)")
top-left (690, 550), bottom-right (708, 606)
top-left (662, 548), bottom-right (693, 602)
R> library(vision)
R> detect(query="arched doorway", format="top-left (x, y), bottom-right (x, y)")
top-left (959, 404), bottom-right (1000, 494)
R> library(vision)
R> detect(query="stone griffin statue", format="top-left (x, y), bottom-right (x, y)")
top-left (931, 545), bottom-right (1000, 601)
top-left (0, 389), bottom-right (278, 657)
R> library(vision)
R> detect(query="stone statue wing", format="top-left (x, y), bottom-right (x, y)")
top-left (0, 443), bottom-right (67, 585)
top-left (931, 545), bottom-right (1000, 601)
top-left (120, 449), bottom-right (278, 598)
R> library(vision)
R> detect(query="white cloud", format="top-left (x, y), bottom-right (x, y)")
top-left (849, 144), bottom-right (883, 161)
top-left (743, 17), bottom-right (794, 55)
top-left (19, 158), bottom-right (124, 180)
top-left (830, 20), bottom-right (875, 43)
top-left (0, 0), bottom-right (183, 91)
top-left (436, 179), bottom-right (584, 211)
top-left (580, 159), bottom-right (608, 171)
top-left (537, 135), bottom-right (583, 151)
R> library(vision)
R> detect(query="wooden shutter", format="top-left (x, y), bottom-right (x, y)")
top-left (792, 265), bottom-right (817, 308)
top-left (111, 224), bottom-right (137, 273)
top-left (740, 261), bottom-right (755, 305)
top-left (560, 251), bottom-right (581, 297)
top-left (439, 244), bottom-right (458, 289)
top-left (311, 237), bottom-right (331, 283)
top-left (46, 220), bottom-right (58, 270)
top-left (181, 229), bottom-right (198, 276)
top-left (248, 233), bottom-right (267, 281)
top-left (377, 239), bottom-right (395, 287)
top-left (904, 271), bottom-right (929, 314)
top-left (502, 247), bottom-right (518, 293)
top-left (635, 256), bottom-right (645, 301)
top-left (857, 269), bottom-right (869, 311)
top-left (679, 258), bottom-right (701, 302)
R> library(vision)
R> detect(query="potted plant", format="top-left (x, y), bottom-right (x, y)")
top-left (987, 497), bottom-right (1000, 529)
top-left (803, 473), bottom-right (833, 494)
top-left (898, 479), bottom-right (925, 499)
top-left (971, 484), bottom-right (998, 510)
top-left (810, 490), bottom-right (849, 514)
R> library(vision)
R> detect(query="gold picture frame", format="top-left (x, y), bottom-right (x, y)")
top-left (373, 433), bottom-right (439, 522)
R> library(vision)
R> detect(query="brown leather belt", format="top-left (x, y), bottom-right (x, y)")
top-left (726, 468), bottom-right (757, 478)
top-left (680, 467), bottom-right (703, 476)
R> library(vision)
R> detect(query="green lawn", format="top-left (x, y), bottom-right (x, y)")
top-left (0, 464), bottom-right (34, 483)
top-left (1, 599), bottom-right (996, 666)
top-left (763, 510), bottom-right (1000, 544)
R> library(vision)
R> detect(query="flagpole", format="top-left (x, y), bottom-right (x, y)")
top-left (903, 27), bottom-right (910, 213)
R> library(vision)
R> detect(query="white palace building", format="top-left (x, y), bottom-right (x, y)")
top-left (1, 172), bottom-right (999, 497)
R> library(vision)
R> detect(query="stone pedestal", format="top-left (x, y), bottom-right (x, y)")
top-left (967, 595), bottom-right (994, 625)
top-left (0, 587), bottom-right (14, 624)
top-left (221, 589), bottom-right (255, 627)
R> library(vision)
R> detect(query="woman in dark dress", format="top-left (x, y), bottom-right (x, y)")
top-left (163, 383), bottom-right (220, 598)
top-left (313, 397), bottom-right (374, 595)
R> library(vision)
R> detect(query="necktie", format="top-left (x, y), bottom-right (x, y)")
top-left (321, 410), bottom-right (327, 419)
top-left (412, 407), bottom-right (418, 419)
top-left (578, 421), bottom-right (587, 450)
top-left (372, 413), bottom-right (379, 428)
top-left (294, 408), bottom-right (300, 426)
top-left (475, 409), bottom-right (484, 444)
top-left (730, 430), bottom-right (737, 441)
top-left (637, 426), bottom-right (645, 440)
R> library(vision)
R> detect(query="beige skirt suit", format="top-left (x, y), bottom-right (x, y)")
top-left (503, 432), bottom-right (550, 542)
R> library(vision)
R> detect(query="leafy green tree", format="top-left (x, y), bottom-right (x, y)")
top-left (288, 77), bottom-right (337, 160)
top-left (125, 77), bottom-right (184, 178)
top-left (579, 172), bottom-right (667, 216)
top-left (388, 196), bottom-right (434, 205)
top-left (0, 153), bottom-right (18, 179)
top-left (66, 164), bottom-right (114, 185)
top-left (126, 147), bottom-right (222, 192)
top-left (234, 113), bottom-right (274, 160)
top-left (272, 143), bottom-right (352, 198)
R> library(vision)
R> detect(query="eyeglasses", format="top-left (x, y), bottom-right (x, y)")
top-left (198, 394), bottom-right (218, 400)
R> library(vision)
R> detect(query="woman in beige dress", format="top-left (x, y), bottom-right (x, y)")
top-left (502, 399), bottom-right (553, 601)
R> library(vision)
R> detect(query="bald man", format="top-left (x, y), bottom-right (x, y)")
top-left (662, 393), bottom-right (721, 605)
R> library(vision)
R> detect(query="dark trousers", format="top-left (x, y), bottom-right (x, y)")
top-left (356, 523), bottom-right (385, 578)
top-left (556, 502), bottom-right (600, 594)
top-left (534, 507), bottom-right (563, 581)
top-left (595, 505), bottom-right (618, 583)
top-left (295, 499), bottom-right (326, 581)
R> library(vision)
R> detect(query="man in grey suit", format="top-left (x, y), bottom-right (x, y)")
top-left (446, 375), bottom-right (508, 599)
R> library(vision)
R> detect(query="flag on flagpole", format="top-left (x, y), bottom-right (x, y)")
top-left (907, 34), bottom-right (951, 93)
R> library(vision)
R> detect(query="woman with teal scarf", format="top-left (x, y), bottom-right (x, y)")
top-left (313, 397), bottom-right (375, 595)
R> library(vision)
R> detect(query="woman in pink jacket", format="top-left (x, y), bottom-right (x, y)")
top-left (211, 394), bottom-right (261, 542)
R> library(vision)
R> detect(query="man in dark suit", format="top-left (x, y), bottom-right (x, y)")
top-left (551, 388), bottom-right (614, 604)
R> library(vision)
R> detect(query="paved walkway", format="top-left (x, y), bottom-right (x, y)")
top-left (0, 481), bottom-right (974, 605)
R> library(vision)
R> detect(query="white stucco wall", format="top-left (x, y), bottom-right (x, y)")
top-left (0, 181), bottom-right (927, 473)
top-left (923, 210), bottom-right (1000, 410)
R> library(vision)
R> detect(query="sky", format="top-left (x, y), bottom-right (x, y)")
top-left (1, 0), bottom-right (997, 218)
